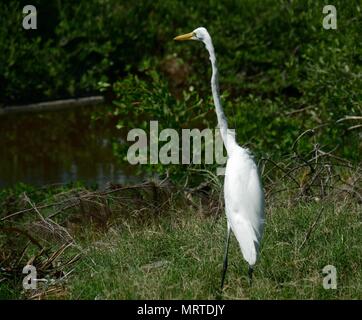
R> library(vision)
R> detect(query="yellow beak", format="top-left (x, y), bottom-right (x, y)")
top-left (173, 32), bottom-right (194, 41)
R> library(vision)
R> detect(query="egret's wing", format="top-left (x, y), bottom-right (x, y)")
top-left (224, 148), bottom-right (265, 266)
top-left (228, 214), bottom-right (259, 266)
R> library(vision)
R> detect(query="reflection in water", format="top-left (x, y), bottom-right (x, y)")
top-left (0, 106), bottom-right (140, 189)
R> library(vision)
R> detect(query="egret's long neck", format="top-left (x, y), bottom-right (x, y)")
top-left (204, 39), bottom-right (235, 152)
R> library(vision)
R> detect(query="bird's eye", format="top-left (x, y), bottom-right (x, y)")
top-left (194, 33), bottom-right (202, 40)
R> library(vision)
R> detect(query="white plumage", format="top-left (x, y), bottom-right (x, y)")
top-left (175, 27), bottom-right (265, 287)
top-left (225, 146), bottom-right (265, 266)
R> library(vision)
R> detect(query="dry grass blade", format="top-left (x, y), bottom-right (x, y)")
top-left (28, 285), bottom-right (68, 300)
top-left (57, 254), bottom-right (81, 270)
top-left (299, 207), bottom-right (324, 250)
top-left (39, 243), bottom-right (73, 271)
top-left (336, 116), bottom-right (362, 122)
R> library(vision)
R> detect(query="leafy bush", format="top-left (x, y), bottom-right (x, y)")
top-left (1, 0), bottom-right (360, 164)
top-left (97, 71), bottom-right (216, 181)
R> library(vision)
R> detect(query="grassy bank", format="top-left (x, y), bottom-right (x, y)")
top-left (68, 198), bottom-right (361, 299)
top-left (1, 162), bottom-right (361, 299)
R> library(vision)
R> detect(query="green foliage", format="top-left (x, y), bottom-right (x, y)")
top-left (1, 0), bottom-right (360, 163)
top-left (101, 71), bottom-right (215, 181)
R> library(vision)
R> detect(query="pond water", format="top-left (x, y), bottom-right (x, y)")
top-left (0, 106), bottom-right (140, 189)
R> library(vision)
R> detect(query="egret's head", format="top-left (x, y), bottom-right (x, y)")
top-left (174, 27), bottom-right (211, 44)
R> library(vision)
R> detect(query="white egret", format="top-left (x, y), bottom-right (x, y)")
top-left (174, 27), bottom-right (265, 288)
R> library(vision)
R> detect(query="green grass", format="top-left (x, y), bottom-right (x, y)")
top-left (65, 196), bottom-right (361, 299)
top-left (0, 175), bottom-right (361, 299)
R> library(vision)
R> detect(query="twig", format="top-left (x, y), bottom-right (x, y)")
top-left (336, 116), bottom-right (362, 123)
top-left (286, 105), bottom-right (314, 116)
top-left (23, 193), bottom-right (46, 223)
top-left (1, 199), bottom-right (78, 221)
top-left (347, 124), bottom-right (362, 131)
top-left (261, 157), bottom-right (299, 186)
top-left (299, 208), bottom-right (324, 250)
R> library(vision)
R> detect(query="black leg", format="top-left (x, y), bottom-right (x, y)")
top-left (220, 226), bottom-right (231, 289)
top-left (248, 266), bottom-right (253, 287)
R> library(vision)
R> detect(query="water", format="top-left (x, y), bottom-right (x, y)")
top-left (0, 105), bottom-right (140, 189)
